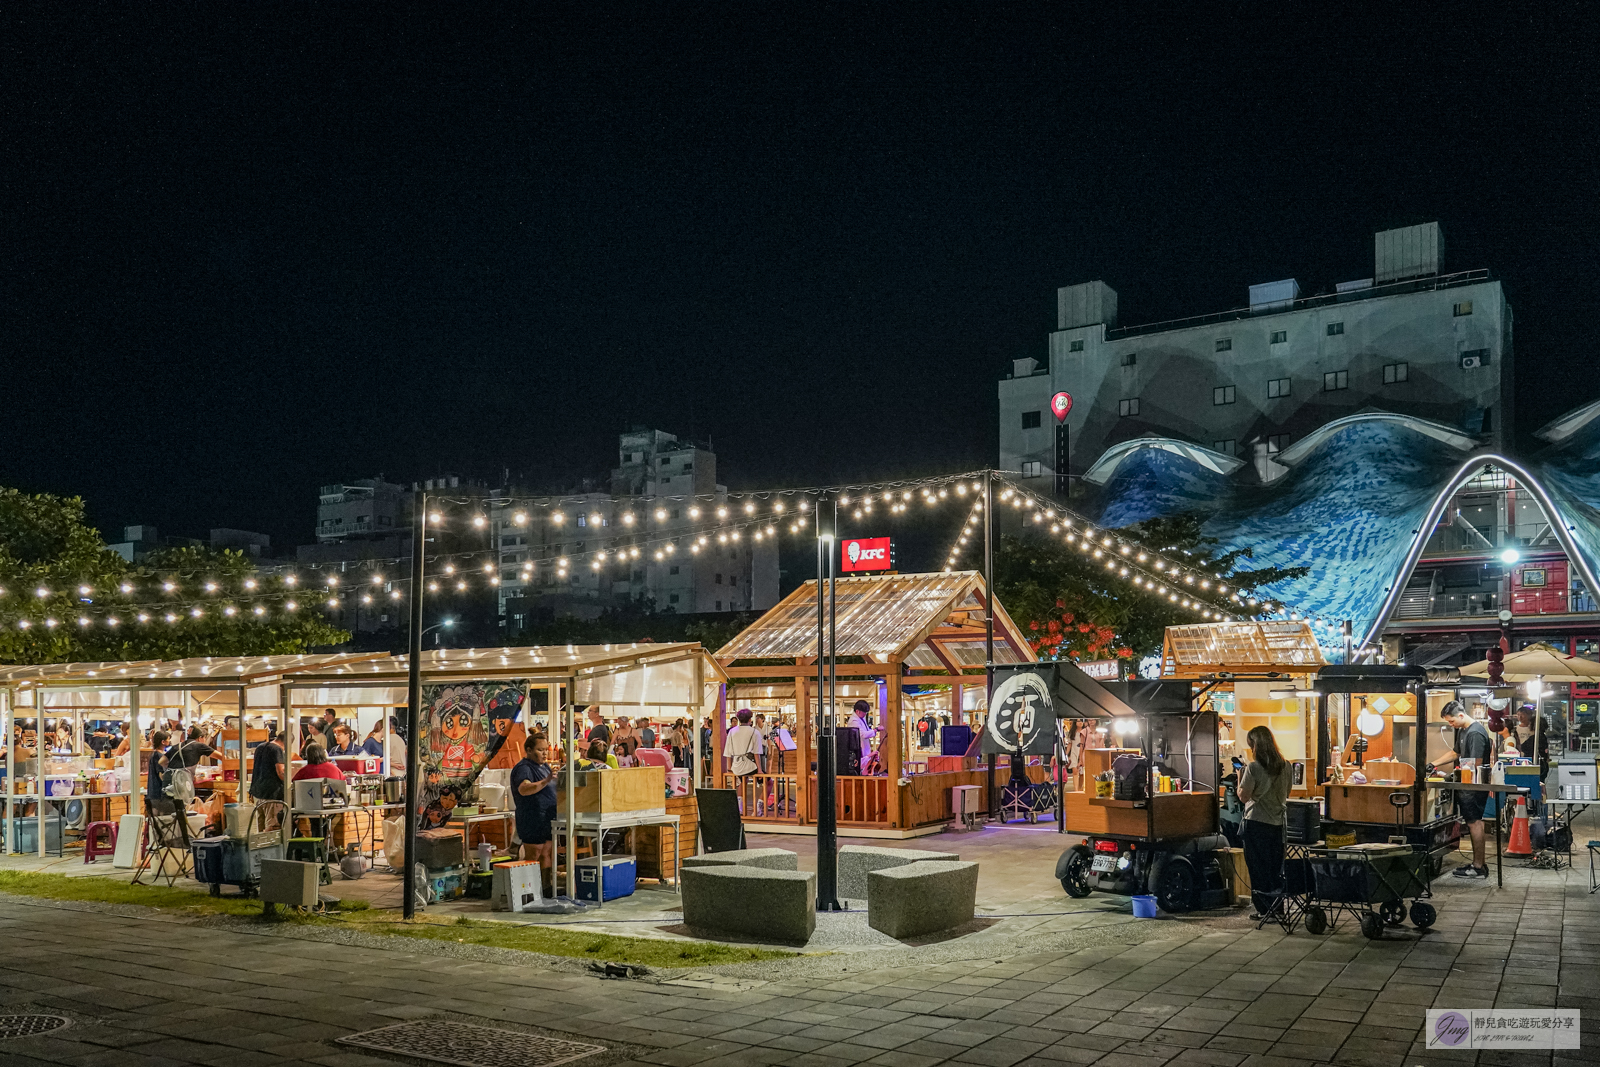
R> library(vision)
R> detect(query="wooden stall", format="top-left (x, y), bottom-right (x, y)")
top-left (715, 570), bottom-right (1035, 835)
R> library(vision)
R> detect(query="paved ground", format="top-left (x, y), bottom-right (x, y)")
top-left (0, 844), bottom-right (1595, 1067)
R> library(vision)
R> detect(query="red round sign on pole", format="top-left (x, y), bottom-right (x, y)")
top-left (1051, 391), bottom-right (1073, 421)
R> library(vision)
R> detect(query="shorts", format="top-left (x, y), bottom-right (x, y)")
top-left (1456, 790), bottom-right (1487, 824)
top-left (518, 815), bottom-right (553, 845)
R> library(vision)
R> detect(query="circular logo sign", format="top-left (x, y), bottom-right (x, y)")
top-left (1051, 392), bottom-right (1073, 421)
top-left (1432, 1011), bottom-right (1470, 1048)
top-left (987, 671), bottom-right (1052, 753)
top-left (847, 541), bottom-right (861, 563)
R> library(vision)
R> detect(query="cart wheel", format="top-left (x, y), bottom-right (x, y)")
top-left (1360, 913), bottom-right (1385, 940)
top-left (1409, 901), bottom-right (1437, 929)
top-left (1151, 855), bottom-right (1196, 914)
top-left (1060, 846), bottom-right (1094, 898)
top-left (1304, 906), bottom-right (1328, 935)
top-left (1379, 901), bottom-right (1406, 927)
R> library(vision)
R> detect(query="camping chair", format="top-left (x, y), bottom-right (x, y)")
top-left (1253, 844), bottom-right (1313, 933)
top-left (132, 799), bottom-right (193, 888)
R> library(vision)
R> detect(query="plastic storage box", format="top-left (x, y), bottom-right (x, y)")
top-left (426, 865), bottom-right (467, 900)
top-left (576, 854), bottom-right (637, 902)
top-left (6, 816), bottom-right (63, 854)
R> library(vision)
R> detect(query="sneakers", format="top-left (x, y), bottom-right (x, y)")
top-left (1451, 863), bottom-right (1489, 879)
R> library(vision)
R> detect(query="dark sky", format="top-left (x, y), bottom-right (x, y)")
top-left (6, 5), bottom-right (1598, 553)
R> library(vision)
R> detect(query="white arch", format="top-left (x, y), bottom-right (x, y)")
top-left (1357, 453), bottom-right (1600, 652)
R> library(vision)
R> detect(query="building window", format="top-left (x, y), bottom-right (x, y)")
top-left (1120, 352), bottom-right (1137, 367)
top-left (715, 574), bottom-right (723, 584)
top-left (576, 515), bottom-right (587, 527)
top-left (1267, 433), bottom-right (1288, 454)
top-left (1326, 322), bottom-right (1345, 336)
top-left (1021, 460), bottom-right (1042, 478)
top-left (1213, 439), bottom-right (1236, 455)
top-left (1267, 377), bottom-right (1291, 399)
top-left (730, 576), bottom-right (739, 586)
top-left (1270, 330), bottom-right (1287, 344)
top-left (1213, 385), bottom-right (1236, 405)
top-left (1324, 370), bottom-right (1349, 391)
top-left (669, 593), bottom-right (680, 604)
top-left (1460, 348), bottom-right (1491, 368)
top-left (1383, 362), bottom-right (1409, 384)
top-left (670, 508), bottom-right (681, 519)
top-left (1069, 339), bottom-right (1085, 352)
top-left (1215, 338), bottom-right (1232, 352)
top-left (1021, 410), bottom-right (1041, 429)
top-left (1454, 301), bottom-right (1473, 316)
top-left (669, 565), bottom-right (680, 575)
top-left (659, 457), bottom-right (670, 466)
top-left (501, 569), bottom-right (517, 582)
top-left (1118, 398), bottom-right (1140, 417)
top-left (716, 600), bottom-right (723, 611)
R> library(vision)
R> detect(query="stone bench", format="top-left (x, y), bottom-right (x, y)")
top-left (681, 847), bottom-right (798, 871)
top-left (682, 866), bottom-right (816, 944)
top-left (838, 844), bottom-right (959, 900)
top-left (866, 860), bottom-right (979, 940)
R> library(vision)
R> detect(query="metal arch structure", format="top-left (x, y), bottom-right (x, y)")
top-left (1357, 452), bottom-right (1600, 655)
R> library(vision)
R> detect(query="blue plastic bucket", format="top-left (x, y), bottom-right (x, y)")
top-left (1132, 895), bottom-right (1158, 919)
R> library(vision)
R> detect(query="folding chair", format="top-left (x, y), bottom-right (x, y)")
top-left (132, 801), bottom-right (193, 888)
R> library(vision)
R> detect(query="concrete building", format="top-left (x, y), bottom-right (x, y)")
top-left (1000, 223), bottom-right (1514, 491)
top-left (107, 525), bottom-right (205, 562)
top-left (496, 429), bottom-right (779, 629)
top-left (315, 478), bottom-right (410, 543)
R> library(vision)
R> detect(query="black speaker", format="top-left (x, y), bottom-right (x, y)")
top-left (835, 731), bottom-right (862, 775)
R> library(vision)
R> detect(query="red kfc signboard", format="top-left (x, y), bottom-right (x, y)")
top-left (841, 537), bottom-right (893, 573)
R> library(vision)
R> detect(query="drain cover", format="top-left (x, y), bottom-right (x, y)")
top-left (0, 1015), bottom-right (71, 1040)
top-left (340, 1020), bottom-right (605, 1067)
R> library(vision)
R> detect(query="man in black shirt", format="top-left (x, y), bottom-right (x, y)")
top-left (1437, 702), bottom-right (1493, 879)
top-left (167, 725), bottom-right (223, 772)
top-left (249, 726), bottom-right (286, 831)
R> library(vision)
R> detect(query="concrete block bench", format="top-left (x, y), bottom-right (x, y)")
top-left (682, 847), bottom-right (798, 871)
top-left (682, 866), bottom-right (816, 944)
top-left (866, 860), bottom-right (979, 940)
top-left (838, 844), bottom-right (959, 900)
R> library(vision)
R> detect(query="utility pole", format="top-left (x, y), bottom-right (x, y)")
top-left (815, 497), bottom-right (840, 910)
top-left (403, 492), bottom-right (426, 920)
top-left (983, 469), bottom-right (996, 822)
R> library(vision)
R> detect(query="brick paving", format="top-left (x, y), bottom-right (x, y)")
top-left (0, 871), bottom-right (1594, 1067)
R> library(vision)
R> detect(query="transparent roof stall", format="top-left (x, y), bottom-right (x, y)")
top-left (1161, 620), bottom-right (1327, 678)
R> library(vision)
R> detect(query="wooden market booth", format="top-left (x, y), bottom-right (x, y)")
top-left (1160, 620), bottom-right (1328, 797)
top-left (713, 570), bottom-right (1037, 836)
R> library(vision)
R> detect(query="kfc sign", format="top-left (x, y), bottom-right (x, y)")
top-left (841, 536), bottom-right (893, 573)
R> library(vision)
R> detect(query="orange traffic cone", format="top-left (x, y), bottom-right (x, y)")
top-left (1506, 796), bottom-right (1534, 857)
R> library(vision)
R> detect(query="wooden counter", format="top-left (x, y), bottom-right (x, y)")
top-left (1064, 789), bottom-right (1216, 840)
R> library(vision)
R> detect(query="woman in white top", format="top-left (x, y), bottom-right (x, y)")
top-left (1236, 725), bottom-right (1293, 919)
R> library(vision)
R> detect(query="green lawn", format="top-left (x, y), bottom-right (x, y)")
top-left (0, 870), bottom-right (792, 967)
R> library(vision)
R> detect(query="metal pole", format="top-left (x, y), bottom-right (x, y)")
top-left (403, 492), bottom-right (426, 920)
top-left (815, 498), bottom-right (840, 910)
top-left (565, 677), bottom-right (577, 900)
top-left (1342, 620), bottom-right (1353, 665)
top-left (237, 690), bottom-right (248, 826)
top-left (984, 470), bottom-right (996, 821)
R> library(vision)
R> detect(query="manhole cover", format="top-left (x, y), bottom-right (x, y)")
top-left (0, 1015), bottom-right (71, 1040)
top-left (340, 1020), bottom-right (605, 1067)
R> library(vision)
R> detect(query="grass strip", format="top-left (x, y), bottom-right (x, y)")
top-left (0, 870), bottom-right (791, 967)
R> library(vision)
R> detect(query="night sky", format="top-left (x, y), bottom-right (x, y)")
top-left (7, 6), bottom-right (1598, 555)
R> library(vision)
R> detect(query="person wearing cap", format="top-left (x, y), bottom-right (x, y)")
top-left (1434, 701), bottom-right (1493, 880)
top-left (725, 709), bottom-right (762, 780)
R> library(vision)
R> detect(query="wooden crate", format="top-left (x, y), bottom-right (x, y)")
top-left (1325, 783), bottom-right (1419, 825)
top-left (561, 766), bottom-right (665, 815)
top-left (1218, 846), bottom-right (1252, 904)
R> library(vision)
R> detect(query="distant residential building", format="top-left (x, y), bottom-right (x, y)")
top-left (209, 529), bottom-right (272, 558)
top-left (107, 525), bottom-right (203, 562)
top-left (1000, 222), bottom-right (1514, 490)
top-left (316, 478), bottom-right (410, 543)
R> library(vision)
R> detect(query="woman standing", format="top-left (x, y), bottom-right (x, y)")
top-left (1237, 725), bottom-right (1293, 920)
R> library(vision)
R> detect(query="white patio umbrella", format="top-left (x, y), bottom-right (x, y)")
top-left (1459, 642), bottom-right (1600, 681)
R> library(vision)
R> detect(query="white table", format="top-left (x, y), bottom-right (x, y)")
top-left (552, 811), bottom-right (681, 906)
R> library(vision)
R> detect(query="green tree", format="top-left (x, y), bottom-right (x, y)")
top-left (994, 512), bottom-right (1308, 673)
top-left (0, 487), bottom-right (349, 664)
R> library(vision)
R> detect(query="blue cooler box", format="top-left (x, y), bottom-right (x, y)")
top-left (576, 855), bottom-right (636, 901)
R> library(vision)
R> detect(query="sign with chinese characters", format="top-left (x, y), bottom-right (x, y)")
top-left (1078, 659), bottom-right (1120, 681)
top-left (840, 537), bottom-right (893, 574)
top-left (1425, 1009), bottom-right (1580, 1050)
top-left (1050, 391), bottom-right (1073, 421)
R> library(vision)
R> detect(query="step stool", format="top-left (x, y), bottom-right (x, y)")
top-left (83, 821), bottom-right (118, 864)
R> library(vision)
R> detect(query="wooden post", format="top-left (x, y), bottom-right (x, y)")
top-left (951, 681), bottom-right (963, 726)
top-left (797, 668), bottom-right (812, 824)
top-left (712, 683), bottom-right (726, 788)
top-left (886, 666), bottom-right (903, 828)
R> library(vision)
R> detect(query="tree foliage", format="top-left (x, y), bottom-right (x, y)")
top-left (993, 512), bottom-right (1308, 673)
top-left (0, 487), bottom-right (349, 664)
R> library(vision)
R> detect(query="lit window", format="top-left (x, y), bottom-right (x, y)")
top-left (1069, 339), bottom-right (1085, 352)
top-left (1119, 398), bottom-right (1140, 417)
top-left (1324, 370), bottom-right (1349, 391)
top-left (1021, 411), bottom-right (1041, 429)
top-left (1383, 362), bottom-right (1409, 384)
top-left (1216, 338), bottom-right (1232, 352)
top-left (1267, 377), bottom-right (1291, 399)
top-left (1213, 385), bottom-right (1236, 405)
top-left (1021, 460), bottom-right (1043, 478)
top-left (1326, 322), bottom-right (1344, 336)
top-left (1454, 301), bottom-right (1473, 316)
top-left (1120, 352), bottom-right (1137, 367)
top-left (576, 515), bottom-right (587, 527)
top-left (1270, 330), bottom-right (1287, 344)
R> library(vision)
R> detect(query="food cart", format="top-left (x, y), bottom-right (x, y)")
top-left (714, 570), bottom-right (1037, 836)
top-left (1315, 664), bottom-right (1462, 871)
top-left (1020, 660), bottom-right (1230, 913)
